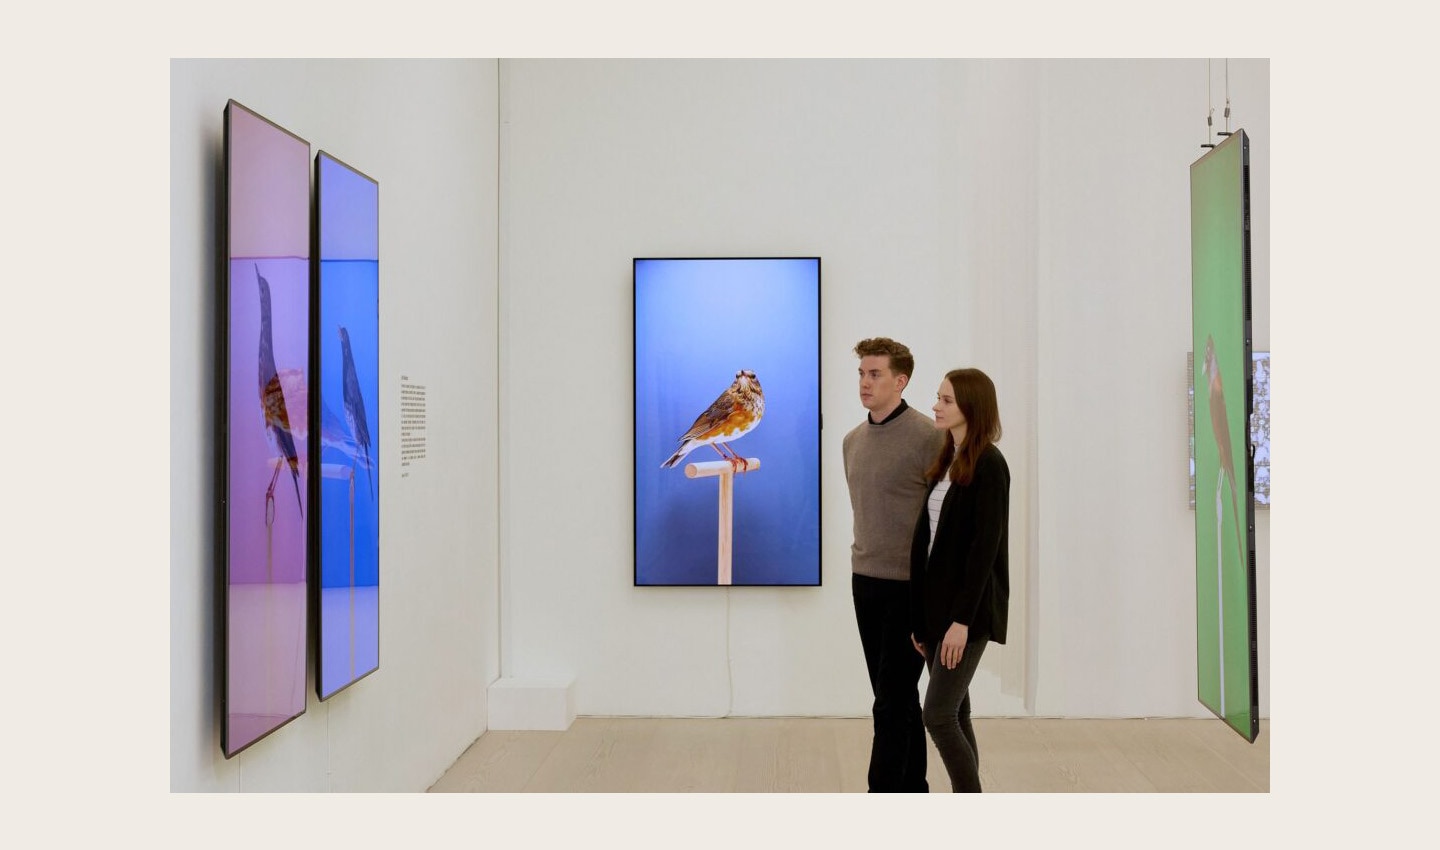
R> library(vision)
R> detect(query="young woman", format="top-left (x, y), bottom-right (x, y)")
top-left (910, 368), bottom-right (1010, 792)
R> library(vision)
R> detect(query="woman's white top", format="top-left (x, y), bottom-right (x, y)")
top-left (926, 478), bottom-right (951, 558)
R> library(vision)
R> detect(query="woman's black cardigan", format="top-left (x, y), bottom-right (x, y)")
top-left (909, 444), bottom-right (1010, 648)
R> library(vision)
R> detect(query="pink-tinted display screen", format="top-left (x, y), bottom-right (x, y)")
top-left (223, 101), bottom-right (311, 757)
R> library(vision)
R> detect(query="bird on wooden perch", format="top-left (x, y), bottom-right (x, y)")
top-left (269, 366), bottom-right (370, 474)
top-left (338, 325), bottom-right (374, 499)
top-left (661, 369), bottom-right (765, 473)
top-left (256, 264), bottom-right (303, 523)
top-left (1202, 335), bottom-right (1245, 571)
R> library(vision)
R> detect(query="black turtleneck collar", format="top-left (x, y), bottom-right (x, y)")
top-left (868, 398), bottom-right (910, 426)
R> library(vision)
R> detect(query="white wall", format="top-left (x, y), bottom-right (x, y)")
top-left (170, 59), bottom-right (501, 791)
top-left (500, 58), bottom-right (1269, 720)
top-left (498, 59), bottom-right (1000, 716)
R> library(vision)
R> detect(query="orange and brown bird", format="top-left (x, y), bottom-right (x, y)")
top-left (661, 370), bottom-right (765, 473)
top-left (257, 264), bottom-right (304, 524)
top-left (1202, 335), bottom-right (1245, 570)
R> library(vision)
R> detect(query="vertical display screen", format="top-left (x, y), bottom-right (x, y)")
top-left (634, 258), bottom-right (822, 586)
top-left (1190, 130), bottom-right (1259, 742)
top-left (222, 101), bottom-right (311, 757)
top-left (315, 152), bottom-right (381, 700)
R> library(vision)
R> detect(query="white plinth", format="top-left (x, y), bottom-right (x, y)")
top-left (487, 677), bottom-right (577, 731)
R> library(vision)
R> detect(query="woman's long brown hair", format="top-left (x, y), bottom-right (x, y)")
top-left (926, 368), bottom-right (1002, 485)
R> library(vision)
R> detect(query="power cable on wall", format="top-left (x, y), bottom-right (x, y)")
top-left (726, 590), bottom-right (735, 717)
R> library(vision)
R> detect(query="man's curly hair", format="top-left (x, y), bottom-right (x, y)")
top-left (853, 337), bottom-right (915, 379)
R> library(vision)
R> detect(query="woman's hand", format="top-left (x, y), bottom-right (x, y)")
top-left (940, 622), bottom-right (968, 670)
top-left (911, 633), bottom-right (927, 660)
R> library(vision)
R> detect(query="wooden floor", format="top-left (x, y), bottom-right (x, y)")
top-left (428, 717), bottom-right (1268, 793)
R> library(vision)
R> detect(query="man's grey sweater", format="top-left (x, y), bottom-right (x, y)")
top-left (842, 402), bottom-right (944, 581)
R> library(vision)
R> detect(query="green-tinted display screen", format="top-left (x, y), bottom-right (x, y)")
top-left (1190, 130), bottom-right (1258, 742)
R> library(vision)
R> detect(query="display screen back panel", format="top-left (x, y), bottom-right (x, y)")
top-left (315, 151), bottom-right (380, 701)
top-left (223, 100), bottom-right (312, 758)
top-left (1190, 129), bottom-right (1259, 742)
top-left (634, 258), bottom-right (822, 587)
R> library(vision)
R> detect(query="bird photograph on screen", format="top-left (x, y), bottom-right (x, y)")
top-left (1189, 128), bottom-right (1258, 742)
top-left (633, 257), bottom-right (821, 587)
top-left (1201, 335), bottom-right (1246, 573)
top-left (223, 100), bottom-right (311, 758)
top-left (337, 326), bottom-right (375, 494)
top-left (256, 265), bottom-right (305, 526)
top-left (661, 369), bottom-right (765, 472)
top-left (314, 150), bottom-right (381, 702)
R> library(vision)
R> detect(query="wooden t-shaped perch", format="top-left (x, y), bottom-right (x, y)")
top-left (684, 458), bottom-right (762, 585)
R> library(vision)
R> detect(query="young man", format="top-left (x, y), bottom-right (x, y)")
top-left (842, 337), bottom-right (945, 792)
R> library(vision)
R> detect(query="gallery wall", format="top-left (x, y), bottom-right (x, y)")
top-left (498, 59), bottom-right (1005, 716)
top-left (170, 59), bottom-right (501, 791)
top-left (498, 58), bottom-right (1269, 720)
